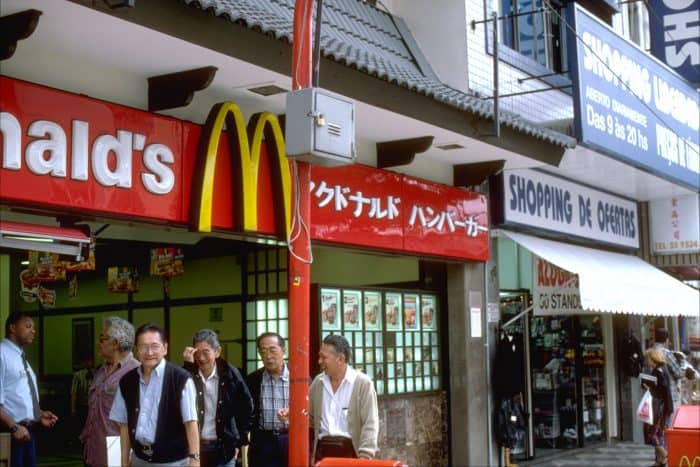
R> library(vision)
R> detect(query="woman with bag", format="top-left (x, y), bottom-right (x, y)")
top-left (642, 347), bottom-right (674, 467)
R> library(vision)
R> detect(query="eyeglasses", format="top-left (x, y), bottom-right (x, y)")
top-left (137, 343), bottom-right (164, 353)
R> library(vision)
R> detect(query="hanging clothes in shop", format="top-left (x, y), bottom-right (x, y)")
top-left (494, 328), bottom-right (528, 455)
top-left (619, 332), bottom-right (643, 377)
top-left (496, 394), bottom-right (527, 451)
top-left (494, 329), bottom-right (526, 397)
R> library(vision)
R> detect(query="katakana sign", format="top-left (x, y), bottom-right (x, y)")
top-left (311, 165), bottom-right (489, 261)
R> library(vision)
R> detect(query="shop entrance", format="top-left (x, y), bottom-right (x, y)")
top-left (530, 314), bottom-right (606, 452)
top-left (497, 291), bottom-right (607, 460)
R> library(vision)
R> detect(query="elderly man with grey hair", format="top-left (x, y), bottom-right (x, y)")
top-left (309, 334), bottom-right (379, 463)
top-left (183, 329), bottom-right (254, 467)
top-left (80, 316), bottom-right (139, 467)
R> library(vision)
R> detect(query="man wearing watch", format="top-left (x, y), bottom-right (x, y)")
top-left (182, 329), bottom-right (254, 467)
top-left (0, 312), bottom-right (59, 467)
top-left (109, 323), bottom-right (200, 466)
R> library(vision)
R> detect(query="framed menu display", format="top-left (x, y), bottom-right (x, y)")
top-left (385, 292), bottom-right (402, 331)
top-left (343, 290), bottom-right (362, 329)
top-left (403, 293), bottom-right (419, 330)
top-left (321, 288), bottom-right (341, 330)
top-left (421, 294), bottom-right (437, 330)
top-left (315, 285), bottom-right (442, 396)
top-left (363, 291), bottom-right (382, 330)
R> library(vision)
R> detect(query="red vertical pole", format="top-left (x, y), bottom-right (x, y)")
top-left (289, 1), bottom-right (314, 466)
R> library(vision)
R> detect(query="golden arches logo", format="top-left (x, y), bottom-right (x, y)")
top-left (679, 455), bottom-right (700, 467)
top-left (190, 102), bottom-right (291, 238)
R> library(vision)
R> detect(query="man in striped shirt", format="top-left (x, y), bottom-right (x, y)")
top-left (246, 333), bottom-right (289, 467)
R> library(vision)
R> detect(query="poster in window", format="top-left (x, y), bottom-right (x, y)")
top-left (28, 251), bottom-right (66, 282)
top-left (385, 292), bottom-right (402, 331)
top-left (403, 294), bottom-right (419, 330)
top-left (321, 288), bottom-right (341, 330)
top-left (363, 291), bottom-right (382, 330)
top-left (107, 266), bottom-right (140, 293)
top-left (343, 290), bottom-right (362, 329)
top-left (421, 294), bottom-right (437, 330)
top-left (150, 247), bottom-right (184, 277)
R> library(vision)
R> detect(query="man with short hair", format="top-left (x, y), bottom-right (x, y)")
top-left (652, 328), bottom-right (683, 412)
top-left (246, 332), bottom-right (290, 467)
top-left (81, 316), bottom-right (139, 467)
top-left (109, 323), bottom-right (200, 466)
top-left (182, 329), bottom-right (254, 467)
top-left (309, 334), bottom-right (379, 463)
top-left (0, 311), bottom-right (58, 467)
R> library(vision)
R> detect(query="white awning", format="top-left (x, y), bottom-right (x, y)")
top-left (0, 220), bottom-right (90, 260)
top-left (498, 230), bottom-right (699, 317)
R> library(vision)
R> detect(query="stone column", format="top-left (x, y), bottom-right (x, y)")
top-left (448, 262), bottom-right (489, 466)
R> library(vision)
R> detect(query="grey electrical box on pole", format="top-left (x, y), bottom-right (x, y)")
top-left (285, 87), bottom-right (356, 166)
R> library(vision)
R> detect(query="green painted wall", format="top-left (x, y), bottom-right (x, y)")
top-left (0, 254), bottom-right (9, 331)
top-left (311, 247), bottom-right (419, 285)
top-left (497, 236), bottom-right (533, 291)
top-left (4, 244), bottom-right (419, 376)
top-left (170, 302), bottom-right (242, 367)
top-left (8, 253), bottom-right (243, 375)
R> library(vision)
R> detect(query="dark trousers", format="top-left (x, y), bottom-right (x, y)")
top-left (314, 436), bottom-right (357, 463)
top-left (248, 431), bottom-right (288, 467)
top-left (200, 440), bottom-right (235, 467)
top-left (11, 426), bottom-right (37, 467)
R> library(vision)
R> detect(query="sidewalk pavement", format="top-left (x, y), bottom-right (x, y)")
top-left (519, 441), bottom-right (656, 467)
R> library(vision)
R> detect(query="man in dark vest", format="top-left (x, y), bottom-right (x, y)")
top-left (109, 323), bottom-right (200, 466)
top-left (182, 329), bottom-right (254, 466)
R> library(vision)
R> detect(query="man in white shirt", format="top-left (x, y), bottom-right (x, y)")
top-left (182, 329), bottom-right (253, 467)
top-left (0, 312), bottom-right (58, 467)
top-left (109, 323), bottom-right (199, 466)
top-left (308, 334), bottom-right (379, 463)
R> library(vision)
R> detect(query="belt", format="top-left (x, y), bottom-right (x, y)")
top-left (134, 441), bottom-right (154, 458)
top-left (257, 428), bottom-right (288, 436)
top-left (201, 439), bottom-right (218, 446)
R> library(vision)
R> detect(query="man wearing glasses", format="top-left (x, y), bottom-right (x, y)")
top-left (246, 332), bottom-right (289, 467)
top-left (81, 316), bottom-right (139, 467)
top-left (110, 323), bottom-right (200, 466)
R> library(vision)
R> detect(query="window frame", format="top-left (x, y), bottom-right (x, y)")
top-left (482, 0), bottom-right (573, 92)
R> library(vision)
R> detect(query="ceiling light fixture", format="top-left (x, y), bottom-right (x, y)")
top-left (436, 143), bottom-right (465, 151)
top-left (247, 84), bottom-right (288, 96)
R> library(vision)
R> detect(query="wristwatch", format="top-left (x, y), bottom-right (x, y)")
top-left (9, 424), bottom-right (19, 434)
top-left (188, 453), bottom-right (200, 461)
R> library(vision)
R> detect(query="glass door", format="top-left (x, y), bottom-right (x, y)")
top-left (498, 291), bottom-right (531, 460)
top-left (530, 315), bottom-right (579, 450)
top-left (578, 316), bottom-right (606, 442)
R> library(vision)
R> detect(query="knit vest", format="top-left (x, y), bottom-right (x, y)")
top-left (119, 362), bottom-right (190, 463)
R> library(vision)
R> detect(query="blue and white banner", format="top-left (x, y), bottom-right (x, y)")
top-left (567, 3), bottom-right (700, 190)
top-left (501, 169), bottom-right (640, 248)
top-left (648, 0), bottom-right (700, 86)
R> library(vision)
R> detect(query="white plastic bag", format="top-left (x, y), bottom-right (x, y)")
top-left (636, 389), bottom-right (654, 425)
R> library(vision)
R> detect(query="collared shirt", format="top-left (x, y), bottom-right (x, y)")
top-left (319, 366), bottom-right (358, 439)
top-left (260, 364), bottom-right (289, 431)
top-left (0, 338), bottom-right (38, 422)
top-left (81, 352), bottom-right (140, 467)
top-left (109, 359), bottom-right (197, 444)
top-left (199, 365), bottom-right (218, 441)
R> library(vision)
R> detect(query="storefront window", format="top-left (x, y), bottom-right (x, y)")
top-left (319, 286), bottom-right (441, 395)
top-left (530, 314), bottom-right (606, 450)
top-left (245, 247), bottom-right (289, 373)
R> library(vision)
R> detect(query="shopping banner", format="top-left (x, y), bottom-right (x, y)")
top-left (533, 256), bottom-right (583, 316)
